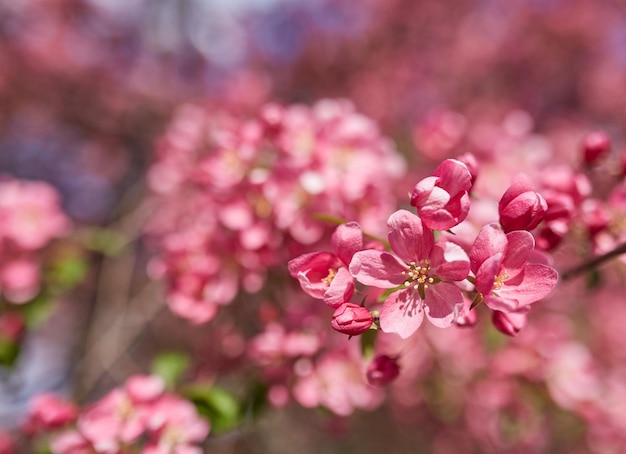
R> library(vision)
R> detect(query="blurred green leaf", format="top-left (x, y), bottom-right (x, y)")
top-left (0, 338), bottom-right (19, 366)
top-left (49, 255), bottom-right (88, 290)
top-left (360, 328), bottom-right (378, 360)
top-left (21, 296), bottom-right (53, 328)
top-left (151, 351), bottom-right (190, 389)
top-left (184, 384), bottom-right (241, 434)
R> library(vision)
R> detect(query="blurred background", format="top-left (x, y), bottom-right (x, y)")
top-left (1, 0), bottom-right (626, 452)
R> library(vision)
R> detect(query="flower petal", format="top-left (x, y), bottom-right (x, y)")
top-left (470, 223), bottom-right (507, 274)
top-left (430, 242), bottom-right (470, 281)
top-left (424, 282), bottom-right (463, 328)
top-left (475, 253), bottom-right (504, 295)
top-left (499, 263), bottom-right (558, 307)
top-left (432, 159), bottom-right (473, 196)
top-left (323, 267), bottom-right (355, 308)
top-left (502, 230), bottom-right (534, 278)
top-left (387, 209), bottom-right (433, 263)
top-left (349, 250), bottom-right (407, 288)
top-left (379, 289), bottom-right (424, 338)
top-left (331, 222), bottom-right (363, 266)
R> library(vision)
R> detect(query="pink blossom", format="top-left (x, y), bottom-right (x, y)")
top-left (292, 351), bottom-right (384, 416)
top-left (582, 130), bottom-right (611, 165)
top-left (492, 310), bottom-right (527, 336)
top-left (470, 223), bottom-right (558, 313)
top-left (288, 222), bottom-right (362, 308)
top-left (410, 159), bottom-right (473, 230)
top-left (0, 178), bottom-right (70, 250)
top-left (350, 210), bottom-right (469, 338)
top-left (498, 173), bottom-right (547, 233)
top-left (366, 355), bottom-right (400, 386)
top-left (0, 431), bottom-right (14, 454)
top-left (50, 430), bottom-right (91, 454)
top-left (330, 303), bottom-right (373, 336)
top-left (145, 395), bottom-right (209, 453)
top-left (0, 258), bottom-right (41, 304)
top-left (23, 393), bottom-right (78, 434)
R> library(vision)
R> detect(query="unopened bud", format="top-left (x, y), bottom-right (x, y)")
top-left (499, 174), bottom-right (548, 233)
top-left (582, 130), bottom-right (611, 165)
top-left (331, 303), bottom-right (373, 336)
top-left (366, 355), bottom-right (400, 386)
top-left (492, 310), bottom-right (526, 336)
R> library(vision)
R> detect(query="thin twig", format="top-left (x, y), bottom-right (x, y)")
top-left (560, 241), bottom-right (626, 280)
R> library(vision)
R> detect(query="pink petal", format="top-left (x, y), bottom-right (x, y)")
top-left (379, 289), bottom-right (424, 338)
top-left (432, 159), bottom-right (472, 195)
top-left (424, 282), bottom-right (463, 328)
top-left (429, 242), bottom-right (470, 281)
top-left (499, 173), bottom-right (534, 210)
top-left (288, 252), bottom-right (343, 298)
top-left (387, 209), bottom-right (433, 263)
top-left (475, 253), bottom-right (503, 295)
top-left (349, 250), bottom-right (407, 288)
top-left (331, 222), bottom-right (363, 266)
top-left (502, 230), bottom-right (534, 278)
top-left (470, 223), bottom-right (507, 274)
top-left (323, 267), bottom-right (355, 308)
top-left (499, 263), bottom-right (558, 307)
top-left (410, 176), bottom-right (437, 207)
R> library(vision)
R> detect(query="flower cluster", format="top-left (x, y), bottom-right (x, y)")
top-left (0, 177), bottom-right (70, 304)
top-left (21, 375), bottom-right (209, 454)
top-left (289, 157), bottom-right (559, 383)
top-left (146, 99), bottom-right (405, 324)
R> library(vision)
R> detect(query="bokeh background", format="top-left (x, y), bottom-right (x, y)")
top-left (1, 0), bottom-right (626, 452)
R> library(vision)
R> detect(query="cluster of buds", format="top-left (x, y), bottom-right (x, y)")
top-left (289, 157), bottom-right (559, 384)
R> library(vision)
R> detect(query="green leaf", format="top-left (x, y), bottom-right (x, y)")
top-left (360, 328), bottom-right (378, 360)
top-left (0, 338), bottom-right (19, 366)
top-left (49, 255), bottom-right (88, 289)
top-left (21, 296), bottom-right (53, 328)
top-left (377, 285), bottom-right (404, 303)
top-left (151, 351), bottom-right (190, 389)
top-left (184, 384), bottom-right (241, 434)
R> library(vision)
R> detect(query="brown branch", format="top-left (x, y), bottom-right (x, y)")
top-left (560, 242), bottom-right (626, 280)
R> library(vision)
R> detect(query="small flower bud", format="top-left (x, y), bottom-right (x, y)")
top-left (366, 355), bottom-right (400, 386)
top-left (331, 303), bottom-right (373, 336)
top-left (492, 310), bottom-right (527, 336)
top-left (499, 174), bottom-right (548, 233)
top-left (582, 130), bottom-right (611, 165)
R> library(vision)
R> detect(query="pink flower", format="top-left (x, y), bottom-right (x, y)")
top-left (498, 173), bottom-right (548, 233)
top-left (492, 310), bottom-right (527, 336)
top-left (410, 159), bottom-right (473, 230)
top-left (582, 130), bottom-right (611, 165)
top-left (288, 222), bottom-right (362, 308)
top-left (145, 396), bottom-right (209, 454)
top-left (350, 210), bottom-right (469, 338)
top-left (23, 393), bottom-right (78, 434)
top-left (366, 355), bottom-right (400, 386)
top-left (470, 223), bottom-right (558, 313)
top-left (330, 303), bottom-right (373, 336)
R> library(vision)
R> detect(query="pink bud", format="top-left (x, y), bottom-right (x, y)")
top-left (0, 312), bottom-right (24, 342)
top-left (366, 355), bottom-right (400, 386)
top-left (498, 174), bottom-right (548, 233)
top-left (492, 311), bottom-right (527, 336)
top-left (330, 303), bottom-right (373, 336)
top-left (582, 130), bottom-right (611, 165)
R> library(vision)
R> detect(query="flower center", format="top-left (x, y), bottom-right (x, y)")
top-left (493, 272), bottom-right (509, 291)
top-left (322, 268), bottom-right (337, 286)
top-left (403, 259), bottom-right (434, 290)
